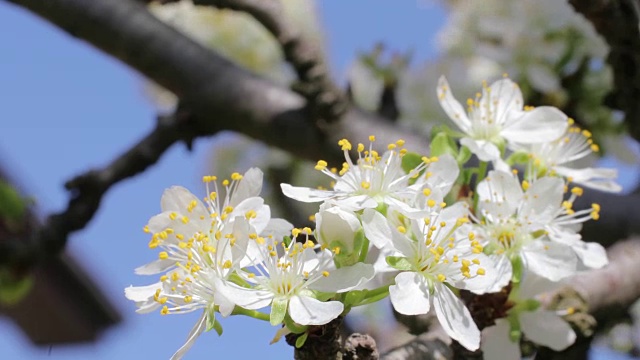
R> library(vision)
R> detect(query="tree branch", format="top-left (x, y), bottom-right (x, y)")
top-left (0, 108), bottom-right (200, 268)
top-left (192, 0), bottom-right (347, 124)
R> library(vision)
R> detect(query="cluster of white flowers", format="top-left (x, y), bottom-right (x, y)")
top-left (127, 76), bottom-right (620, 359)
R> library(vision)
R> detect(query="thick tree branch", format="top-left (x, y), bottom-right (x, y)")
top-left (0, 109), bottom-right (200, 268)
top-left (192, 0), bottom-right (347, 124)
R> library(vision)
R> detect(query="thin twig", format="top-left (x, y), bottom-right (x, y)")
top-left (0, 108), bottom-right (201, 269)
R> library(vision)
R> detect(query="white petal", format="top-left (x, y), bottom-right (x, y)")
top-left (230, 167), bottom-right (263, 206)
top-left (310, 263), bottom-right (375, 293)
top-left (170, 311), bottom-right (207, 360)
top-left (433, 283), bottom-right (480, 351)
top-left (554, 166), bottom-right (622, 193)
top-left (316, 207), bottom-right (361, 246)
top-left (331, 195), bottom-right (378, 211)
top-left (520, 177), bottom-right (564, 224)
top-left (288, 295), bottom-right (343, 325)
top-left (460, 137), bottom-right (500, 162)
top-left (124, 282), bottom-right (161, 302)
top-left (573, 241), bottom-right (609, 269)
top-left (451, 254), bottom-right (504, 295)
top-left (261, 218), bottom-right (294, 239)
top-left (477, 170), bottom-right (522, 218)
top-left (280, 183), bottom-right (334, 203)
top-left (161, 186), bottom-right (207, 214)
top-left (522, 241), bottom-right (577, 281)
top-left (481, 320), bottom-right (521, 360)
top-left (437, 76), bottom-right (472, 133)
top-left (147, 211), bottom-right (174, 233)
top-left (215, 279), bottom-right (273, 310)
top-left (488, 78), bottom-right (525, 125)
top-left (520, 310), bottom-right (576, 350)
top-left (385, 196), bottom-right (430, 218)
top-left (362, 208), bottom-right (393, 248)
top-left (501, 107), bottom-right (567, 144)
top-left (519, 272), bottom-right (562, 299)
top-left (135, 259), bottom-right (176, 275)
top-left (389, 272), bottom-right (430, 315)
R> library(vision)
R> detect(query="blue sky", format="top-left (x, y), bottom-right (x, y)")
top-left (0, 2), bottom-right (445, 359)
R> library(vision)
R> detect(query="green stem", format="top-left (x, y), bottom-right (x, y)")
top-left (231, 307), bottom-right (270, 321)
top-left (358, 238), bottom-right (370, 263)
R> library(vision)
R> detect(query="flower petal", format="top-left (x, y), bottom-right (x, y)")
top-left (554, 166), bottom-right (622, 193)
top-left (477, 170), bottom-right (523, 218)
top-left (310, 263), bottom-right (375, 293)
top-left (522, 241), bottom-right (577, 281)
top-left (460, 138), bottom-right (500, 162)
top-left (161, 186), bottom-right (207, 214)
top-left (573, 241), bottom-right (608, 270)
top-left (215, 279), bottom-right (273, 310)
top-left (230, 167), bottom-right (263, 206)
top-left (124, 282), bottom-right (160, 302)
top-left (280, 184), bottom-right (334, 203)
top-left (362, 208), bottom-right (393, 249)
top-left (437, 76), bottom-right (472, 133)
top-left (481, 319), bottom-right (520, 360)
top-left (433, 283), bottom-right (480, 351)
top-left (389, 272), bottom-right (430, 315)
top-left (520, 310), bottom-right (576, 350)
top-left (288, 295), bottom-right (343, 325)
top-left (501, 106), bottom-right (567, 144)
top-left (135, 259), bottom-right (175, 275)
top-left (170, 311), bottom-right (207, 360)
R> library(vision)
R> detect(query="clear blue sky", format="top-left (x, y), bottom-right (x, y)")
top-left (0, 2), bottom-right (446, 359)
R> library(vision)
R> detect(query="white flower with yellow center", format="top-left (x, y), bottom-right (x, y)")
top-left (482, 274), bottom-right (577, 359)
top-left (437, 76), bottom-right (568, 161)
top-left (217, 229), bottom-right (375, 326)
top-left (125, 168), bottom-right (292, 359)
top-left (475, 171), bottom-right (582, 286)
top-left (281, 137), bottom-right (441, 217)
top-left (383, 202), bottom-right (501, 351)
top-left (514, 123), bottom-right (622, 192)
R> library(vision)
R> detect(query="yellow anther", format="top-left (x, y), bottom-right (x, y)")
top-left (308, 214), bottom-right (316, 222)
top-left (522, 180), bottom-right (530, 191)
top-left (453, 255), bottom-right (459, 262)
top-left (315, 160), bottom-right (328, 171)
top-left (223, 260), bottom-right (232, 269)
top-left (333, 247), bottom-right (341, 255)
top-left (231, 172), bottom-right (243, 181)
top-left (437, 246), bottom-right (445, 255)
top-left (387, 143), bottom-right (397, 150)
top-left (209, 192), bottom-right (217, 200)
top-left (591, 144), bottom-right (600, 152)
top-left (468, 232), bottom-right (475, 240)
top-left (159, 252), bottom-right (169, 260)
top-left (566, 307), bottom-right (575, 315)
top-left (476, 268), bottom-right (486, 276)
top-left (143, 225), bottom-right (150, 233)
top-left (423, 188), bottom-right (432, 196)
top-left (357, 143), bottom-right (365, 152)
top-left (160, 275), bottom-right (168, 282)
top-left (571, 187), bottom-right (583, 196)
top-left (472, 259), bottom-right (480, 265)
top-left (245, 210), bottom-right (257, 220)
top-left (322, 271), bottom-right (330, 277)
top-left (292, 228), bottom-right (302, 237)
top-left (361, 181), bottom-right (371, 189)
top-left (427, 199), bottom-right (436, 208)
top-left (181, 216), bottom-right (189, 224)
top-left (160, 306), bottom-right (169, 315)
top-left (397, 226), bottom-right (407, 234)
top-left (369, 135), bottom-right (376, 142)
top-left (169, 212), bottom-right (177, 220)
top-left (338, 139), bottom-right (352, 151)
top-left (184, 295), bottom-right (193, 303)
top-left (222, 179), bottom-right (230, 186)
top-left (437, 274), bottom-right (446, 282)
top-left (592, 203), bottom-right (601, 211)
top-left (396, 139), bottom-right (405, 146)
top-left (461, 259), bottom-right (471, 267)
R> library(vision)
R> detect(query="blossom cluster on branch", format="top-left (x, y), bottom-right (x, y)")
top-left (126, 76), bottom-right (620, 359)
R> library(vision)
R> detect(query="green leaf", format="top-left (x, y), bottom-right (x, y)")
top-left (295, 332), bottom-right (308, 348)
top-left (430, 132), bottom-right (458, 158)
top-left (270, 297), bottom-right (288, 326)
top-left (284, 315), bottom-right (308, 334)
top-left (206, 308), bottom-right (217, 332)
top-left (0, 274), bottom-right (33, 305)
top-left (456, 146), bottom-right (472, 165)
top-left (282, 236), bottom-right (293, 247)
top-left (506, 151), bottom-right (530, 166)
top-left (401, 152), bottom-right (423, 174)
top-left (0, 181), bottom-right (26, 220)
top-left (386, 256), bottom-right (412, 271)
